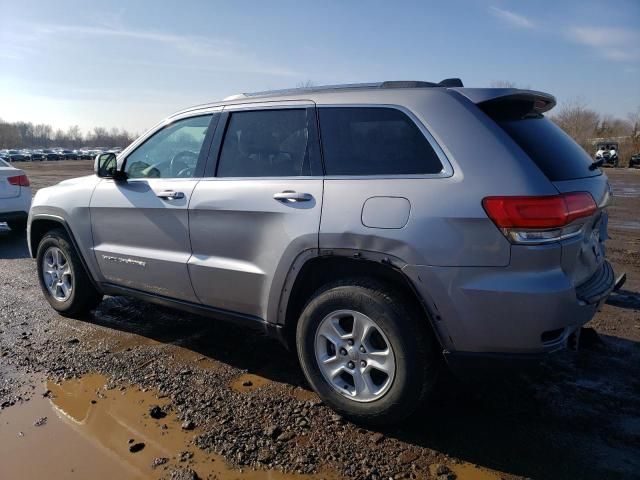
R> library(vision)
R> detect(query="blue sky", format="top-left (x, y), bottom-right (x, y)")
top-left (1, 0), bottom-right (638, 133)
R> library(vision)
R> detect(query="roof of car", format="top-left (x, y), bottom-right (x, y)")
top-left (168, 79), bottom-right (556, 119)
top-left (171, 79), bottom-right (466, 116)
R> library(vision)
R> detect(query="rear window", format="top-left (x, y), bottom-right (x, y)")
top-left (0, 159), bottom-right (9, 167)
top-left (318, 107), bottom-right (443, 176)
top-left (499, 116), bottom-right (599, 181)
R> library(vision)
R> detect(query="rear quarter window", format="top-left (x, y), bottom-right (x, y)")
top-left (499, 116), bottom-right (600, 181)
top-left (318, 107), bottom-right (443, 176)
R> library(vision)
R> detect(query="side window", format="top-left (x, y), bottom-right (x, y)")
top-left (217, 109), bottom-right (314, 177)
top-left (125, 114), bottom-right (212, 179)
top-left (318, 107), bottom-right (443, 175)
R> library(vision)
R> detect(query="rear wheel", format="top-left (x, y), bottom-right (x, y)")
top-left (296, 278), bottom-right (438, 425)
top-left (36, 228), bottom-right (102, 317)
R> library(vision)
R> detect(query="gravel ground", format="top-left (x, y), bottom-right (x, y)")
top-left (1, 162), bottom-right (639, 479)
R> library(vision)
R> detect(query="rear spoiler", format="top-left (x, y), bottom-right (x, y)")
top-left (452, 88), bottom-right (556, 116)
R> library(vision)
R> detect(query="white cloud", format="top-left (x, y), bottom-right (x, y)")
top-left (3, 21), bottom-right (300, 77)
top-left (567, 26), bottom-right (640, 62)
top-left (489, 6), bottom-right (535, 29)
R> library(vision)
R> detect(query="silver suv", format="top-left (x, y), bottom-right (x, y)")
top-left (28, 80), bottom-right (616, 424)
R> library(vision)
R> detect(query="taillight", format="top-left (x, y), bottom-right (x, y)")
top-left (7, 175), bottom-right (30, 187)
top-left (7, 174), bottom-right (30, 187)
top-left (483, 192), bottom-right (597, 244)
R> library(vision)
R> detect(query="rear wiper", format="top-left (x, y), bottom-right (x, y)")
top-left (589, 159), bottom-right (604, 171)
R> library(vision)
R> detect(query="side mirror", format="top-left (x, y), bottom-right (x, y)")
top-left (94, 153), bottom-right (126, 180)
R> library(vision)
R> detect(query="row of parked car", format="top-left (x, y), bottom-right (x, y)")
top-left (0, 147), bottom-right (123, 162)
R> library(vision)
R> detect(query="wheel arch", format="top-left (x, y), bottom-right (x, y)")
top-left (29, 215), bottom-right (100, 291)
top-left (278, 251), bottom-right (445, 351)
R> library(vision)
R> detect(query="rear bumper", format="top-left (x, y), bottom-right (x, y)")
top-left (403, 252), bottom-right (615, 360)
top-left (575, 260), bottom-right (615, 304)
top-left (0, 193), bottom-right (31, 221)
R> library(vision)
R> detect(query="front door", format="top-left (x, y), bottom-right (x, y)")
top-left (90, 112), bottom-right (217, 302)
top-left (188, 104), bottom-right (323, 319)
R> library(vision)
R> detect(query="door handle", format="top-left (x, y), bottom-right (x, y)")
top-left (273, 191), bottom-right (313, 202)
top-left (157, 190), bottom-right (185, 200)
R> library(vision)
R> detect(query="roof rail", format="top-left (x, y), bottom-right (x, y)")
top-left (222, 78), bottom-right (464, 101)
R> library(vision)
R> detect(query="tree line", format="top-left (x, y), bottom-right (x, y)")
top-left (490, 82), bottom-right (640, 166)
top-left (0, 120), bottom-right (137, 149)
top-left (550, 98), bottom-right (640, 166)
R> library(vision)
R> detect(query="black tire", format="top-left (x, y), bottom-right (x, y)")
top-left (7, 219), bottom-right (27, 232)
top-left (296, 278), bottom-right (439, 425)
top-left (36, 228), bottom-right (102, 317)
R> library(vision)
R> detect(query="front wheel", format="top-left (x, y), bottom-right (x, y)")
top-left (36, 228), bottom-right (102, 317)
top-left (296, 278), bottom-right (439, 425)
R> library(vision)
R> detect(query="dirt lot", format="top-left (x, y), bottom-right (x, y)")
top-left (1, 161), bottom-right (639, 480)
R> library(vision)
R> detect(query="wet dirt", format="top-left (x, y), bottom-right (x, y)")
top-left (0, 373), bottom-right (339, 480)
top-left (610, 169), bottom-right (640, 198)
top-left (230, 373), bottom-right (272, 393)
top-left (450, 463), bottom-right (504, 480)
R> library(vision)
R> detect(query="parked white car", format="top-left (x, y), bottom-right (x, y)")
top-left (0, 157), bottom-right (31, 231)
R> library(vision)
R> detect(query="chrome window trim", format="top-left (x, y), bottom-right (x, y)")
top-left (116, 107), bottom-right (223, 171)
top-left (118, 177), bottom-right (202, 183)
top-left (196, 176), bottom-right (321, 182)
top-left (316, 103), bottom-right (454, 179)
top-left (221, 100), bottom-right (315, 112)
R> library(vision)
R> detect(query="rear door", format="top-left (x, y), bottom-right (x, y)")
top-left (90, 112), bottom-right (219, 302)
top-left (188, 102), bottom-right (323, 319)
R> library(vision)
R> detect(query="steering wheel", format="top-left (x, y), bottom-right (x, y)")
top-left (170, 150), bottom-right (198, 178)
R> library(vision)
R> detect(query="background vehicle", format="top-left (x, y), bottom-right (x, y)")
top-left (60, 149), bottom-right (79, 160)
top-left (595, 142), bottom-right (619, 167)
top-left (629, 153), bottom-right (640, 168)
top-left (30, 150), bottom-right (46, 161)
top-left (0, 157), bottom-right (31, 231)
top-left (5, 150), bottom-right (31, 162)
top-left (42, 149), bottom-right (62, 161)
top-left (28, 81), bottom-right (616, 425)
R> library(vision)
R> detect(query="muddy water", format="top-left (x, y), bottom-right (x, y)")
top-left (0, 374), bottom-right (337, 480)
top-left (608, 219), bottom-right (640, 231)
top-left (451, 463), bottom-right (504, 480)
top-left (610, 173), bottom-right (640, 198)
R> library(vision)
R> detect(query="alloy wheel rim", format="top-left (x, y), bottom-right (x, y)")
top-left (42, 246), bottom-right (73, 302)
top-left (314, 309), bottom-right (396, 403)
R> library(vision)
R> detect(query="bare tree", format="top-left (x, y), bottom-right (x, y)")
top-left (296, 80), bottom-right (316, 89)
top-left (490, 80), bottom-right (518, 88)
top-left (490, 80), bottom-right (531, 89)
top-left (0, 121), bottom-right (22, 148)
top-left (550, 97), bottom-right (600, 152)
top-left (628, 108), bottom-right (640, 153)
top-left (66, 125), bottom-right (83, 147)
top-left (0, 120), bottom-right (135, 150)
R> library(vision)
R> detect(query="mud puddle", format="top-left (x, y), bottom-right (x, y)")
top-left (610, 180), bottom-right (640, 198)
top-left (609, 219), bottom-right (640, 231)
top-left (451, 463), bottom-right (504, 480)
top-left (0, 374), bottom-right (338, 480)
